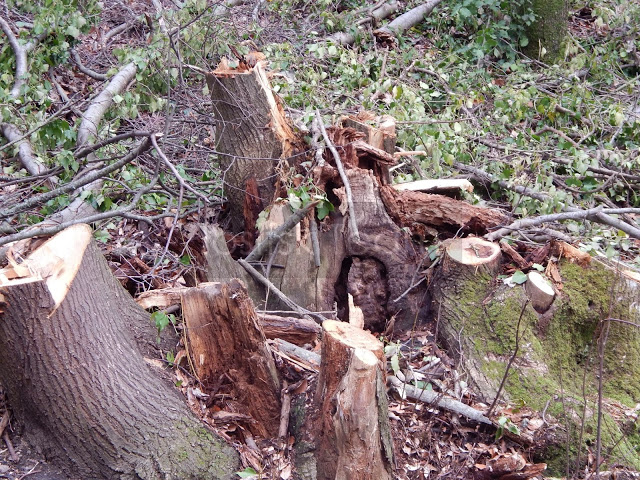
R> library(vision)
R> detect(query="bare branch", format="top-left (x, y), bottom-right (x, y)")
top-left (71, 48), bottom-right (108, 81)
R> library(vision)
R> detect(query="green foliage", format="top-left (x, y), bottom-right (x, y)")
top-left (495, 415), bottom-right (521, 439)
top-left (151, 310), bottom-right (176, 337)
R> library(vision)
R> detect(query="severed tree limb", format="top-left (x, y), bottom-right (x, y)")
top-left (245, 201), bottom-right (319, 263)
top-left (70, 49), bottom-right (108, 81)
top-left (101, 21), bottom-right (134, 47)
top-left (0, 16), bottom-right (47, 98)
top-left (457, 162), bottom-right (640, 239)
top-left (373, 0), bottom-right (443, 43)
top-left (315, 110), bottom-right (360, 241)
top-left (389, 376), bottom-right (492, 425)
top-left (327, 1), bottom-right (399, 46)
top-left (77, 62), bottom-right (137, 147)
top-left (1, 123), bottom-right (57, 187)
top-left (0, 137), bottom-right (152, 220)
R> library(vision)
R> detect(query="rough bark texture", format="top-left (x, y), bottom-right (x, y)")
top-left (206, 61), bottom-right (302, 232)
top-left (0, 225), bottom-right (239, 479)
top-left (341, 168), bottom-right (427, 331)
top-left (380, 186), bottom-right (508, 238)
top-left (181, 280), bottom-right (281, 438)
top-left (523, 0), bottom-right (569, 62)
top-left (315, 320), bottom-right (393, 480)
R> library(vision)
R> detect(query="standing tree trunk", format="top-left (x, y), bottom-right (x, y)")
top-left (523, 0), bottom-right (569, 62)
top-left (0, 224), bottom-right (239, 479)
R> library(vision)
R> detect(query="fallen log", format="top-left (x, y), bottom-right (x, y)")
top-left (381, 186), bottom-right (508, 238)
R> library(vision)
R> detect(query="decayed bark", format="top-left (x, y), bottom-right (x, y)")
top-left (315, 320), bottom-right (393, 480)
top-left (206, 60), bottom-right (303, 232)
top-left (0, 224), bottom-right (239, 479)
top-left (181, 280), bottom-right (281, 438)
top-left (381, 186), bottom-right (508, 238)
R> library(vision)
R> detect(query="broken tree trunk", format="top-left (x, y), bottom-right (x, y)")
top-left (0, 224), bottom-right (239, 479)
top-left (315, 320), bottom-right (393, 480)
top-left (181, 280), bottom-right (281, 438)
top-left (206, 59), bottom-right (303, 232)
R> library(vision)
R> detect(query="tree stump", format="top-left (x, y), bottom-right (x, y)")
top-left (206, 60), bottom-right (303, 232)
top-left (315, 320), bottom-right (393, 480)
top-left (431, 237), bottom-right (502, 396)
top-left (0, 224), bottom-right (239, 479)
top-left (181, 280), bottom-right (281, 437)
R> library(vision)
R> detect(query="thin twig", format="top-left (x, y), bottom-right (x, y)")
top-left (487, 300), bottom-right (529, 417)
top-left (315, 110), bottom-right (360, 241)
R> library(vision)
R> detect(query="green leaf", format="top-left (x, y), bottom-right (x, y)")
top-left (390, 353), bottom-right (400, 375)
top-left (511, 270), bottom-right (528, 285)
top-left (236, 467), bottom-right (258, 478)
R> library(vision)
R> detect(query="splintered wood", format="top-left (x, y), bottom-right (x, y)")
top-left (181, 280), bottom-right (281, 437)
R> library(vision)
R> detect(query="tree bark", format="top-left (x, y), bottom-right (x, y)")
top-left (315, 320), bottom-right (393, 480)
top-left (523, 0), bottom-right (569, 62)
top-left (206, 60), bottom-right (303, 232)
top-left (0, 224), bottom-right (239, 479)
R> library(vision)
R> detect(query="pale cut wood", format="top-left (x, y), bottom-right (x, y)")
top-left (347, 293), bottom-right (365, 329)
top-left (525, 271), bottom-right (555, 312)
top-left (445, 237), bottom-right (501, 269)
top-left (392, 179), bottom-right (474, 194)
top-left (181, 280), bottom-right (281, 437)
top-left (315, 320), bottom-right (393, 480)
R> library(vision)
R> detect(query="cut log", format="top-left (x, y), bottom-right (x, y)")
top-left (381, 186), bottom-right (508, 238)
top-left (373, 0), bottom-right (444, 44)
top-left (525, 271), bottom-right (555, 313)
top-left (0, 224), bottom-right (239, 478)
top-left (206, 59), bottom-right (303, 232)
top-left (315, 320), bottom-right (393, 480)
top-left (181, 280), bottom-right (281, 437)
top-left (392, 178), bottom-right (474, 195)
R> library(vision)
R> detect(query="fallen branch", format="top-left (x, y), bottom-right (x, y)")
top-left (327, 1), bottom-right (399, 46)
top-left (373, 0), bottom-right (443, 44)
top-left (0, 16), bottom-right (47, 98)
top-left (1, 123), bottom-right (57, 187)
top-left (457, 162), bottom-right (640, 239)
top-left (71, 48), bottom-right (108, 81)
top-left (315, 110), bottom-right (360, 241)
top-left (389, 376), bottom-right (492, 425)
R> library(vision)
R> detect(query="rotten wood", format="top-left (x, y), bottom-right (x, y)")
top-left (381, 186), bottom-right (508, 238)
top-left (315, 320), bottom-right (393, 480)
top-left (181, 280), bottom-right (281, 437)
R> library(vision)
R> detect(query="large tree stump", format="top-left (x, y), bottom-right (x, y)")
top-left (315, 320), bottom-right (393, 480)
top-left (206, 60), bottom-right (302, 232)
top-left (431, 237), bottom-right (502, 396)
top-left (181, 281), bottom-right (281, 438)
top-left (0, 224), bottom-right (239, 479)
